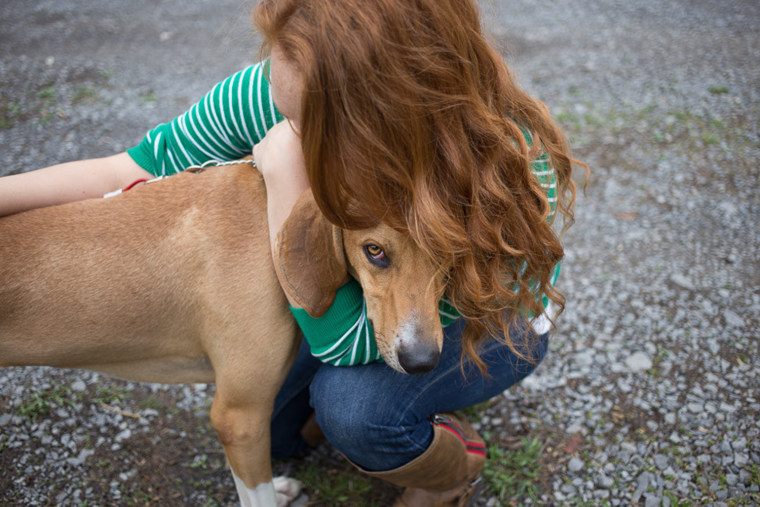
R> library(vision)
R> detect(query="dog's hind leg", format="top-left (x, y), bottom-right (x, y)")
top-left (231, 472), bottom-right (302, 507)
top-left (210, 390), bottom-right (281, 506)
top-left (208, 328), bottom-right (301, 506)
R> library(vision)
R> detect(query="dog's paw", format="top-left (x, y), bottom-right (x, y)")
top-left (273, 476), bottom-right (303, 506)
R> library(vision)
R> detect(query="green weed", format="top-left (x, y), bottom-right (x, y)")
top-left (483, 436), bottom-right (543, 503)
top-left (17, 385), bottom-right (75, 421)
top-left (73, 85), bottom-right (98, 104)
top-left (138, 395), bottom-right (162, 411)
top-left (92, 384), bottom-right (130, 405)
top-left (293, 460), bottom-right (379, 506)
top-left (141, 91), bottom-right (157, 104)
top-left (0, 100), bottom-right (21, 129)
top-left (708, 86), bottom-right (729, 94)
top-left (190, 454), bottom-right (209, 470)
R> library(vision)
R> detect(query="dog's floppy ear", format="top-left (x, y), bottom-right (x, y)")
top-left (274, 189), bottom-right (347, 318)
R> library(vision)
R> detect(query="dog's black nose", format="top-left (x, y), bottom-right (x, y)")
top-left (397, 341), bottom-right (440, 375)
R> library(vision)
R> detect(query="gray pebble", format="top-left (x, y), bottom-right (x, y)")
top-left (568, 457), bottom-right (585, 473)
top-left (653, 454), bottom-right (669, 469)
top-left (625, 352), bottom-right (653, 372)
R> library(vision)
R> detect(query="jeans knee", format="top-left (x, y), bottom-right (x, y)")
top-left (309, 366), bottom-right (431, 470)
top-left (309, 368), bottom-right (369, 447)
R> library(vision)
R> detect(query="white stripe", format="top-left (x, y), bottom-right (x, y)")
top-left (176, 114), bottom-right (200, 159)
top-left (256, 65), bottom-right (272, 136)
top-left (179, 112), bottom-right (227, 162)
top-left (226, 71), bottom-right (247, 145)
top-left (166, 149), bottom-right (181, 174)
top-left (363, 320), bottom-right (371, 364)
top-left (203, 86), bottom-right (237, 152)
top-left (550, 263), bottom-right (561, 284)
top-left (320, 301), bottom-right (368, 363)
top-left (532, 169), bottom-right (554, 176)
top-left (349, 333), bottom-right (360, 365)
top-left (438, 309), bottom-right (459, 320)
top-left (152, 132), bottom-right (167, 177)
top-left (206, 78), bottom-right (238, 158)
top-left (347, 311), bottom-right (364, 364)
top-left (153, 131), bottom-right (162, 159)
top-left (349, 301), bottom-right (367, 366)
top-left (190, 100), bottom-right (237, 160)
top-left (249, 63), bottom-right (265, 142)
top-left (213, 80), bottom-right (236, 154)
top-left (237, 66), bottom-right (254, 146)
top-left (188, 101), bottom-right (233, 160)
top-left (314, 310), bottom-right (364, 358)
top-left (171, 120), bottom-right (199, 167)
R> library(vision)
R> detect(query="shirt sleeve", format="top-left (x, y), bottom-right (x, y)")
top-left (127, 62), bottom-right (283, 177)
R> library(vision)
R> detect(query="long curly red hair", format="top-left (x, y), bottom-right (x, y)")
top-left (254, 0), bottom-right (585, 370)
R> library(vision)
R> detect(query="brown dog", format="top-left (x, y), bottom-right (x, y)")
top-left (0, 161), bottom-right (445, 506)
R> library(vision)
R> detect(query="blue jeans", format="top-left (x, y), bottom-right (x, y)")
top-left (270, 318), bottom-right (548, 471)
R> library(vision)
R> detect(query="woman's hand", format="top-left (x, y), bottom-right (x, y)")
top-left (253, 120), bottom-right (308, 186)
top-left (253, 119), bottom-right (310, 233)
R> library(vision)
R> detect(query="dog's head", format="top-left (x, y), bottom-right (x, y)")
top-left (274, 190), bottom-right (445, 374)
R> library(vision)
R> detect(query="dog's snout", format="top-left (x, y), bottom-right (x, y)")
top-left (397, 340), bottom-right (440, 375)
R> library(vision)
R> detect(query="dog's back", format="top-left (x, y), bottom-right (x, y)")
top-left (0, 163), bottom-right (292, 383)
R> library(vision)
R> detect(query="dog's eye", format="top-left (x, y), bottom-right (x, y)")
top-left (364, 244), bottom-right (389, 268)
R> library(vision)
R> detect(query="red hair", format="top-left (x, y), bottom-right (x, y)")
top-left (254, 0), bottom-right (586, 370)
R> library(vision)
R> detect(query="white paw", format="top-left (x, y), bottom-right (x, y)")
top-left (273, 476), bottom-right (303, 506)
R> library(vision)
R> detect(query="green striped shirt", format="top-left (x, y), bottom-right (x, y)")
top-left (127, 62), bottom-right (560, 366)
top-left (128, 62), bottom-right (283, 176)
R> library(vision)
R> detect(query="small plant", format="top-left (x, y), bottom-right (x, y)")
top-left (293, 460), bottom-right (377, 506)
top-left (708, 86), bottom-right (729, 94)
top-left (0, 101), bottom-right (21, 129)
top-left (701, 133), bottom-right (719, 145)
top-left (92, 384), bottom-right (130, 405)
top-left (73, 85), bottom-right (98, 104)
top-left (190, 454), bottom-right (209, 470)
top-left (483, 436), bottom-right (543, 503)
top-left (17, 385), bottom-right (75, 421)
top-left (141, 91), bottom-right (157, 104)
top-left (138, 395), bottom-right (162, 411)
top-left (36, 86), bottom-right (56, 106)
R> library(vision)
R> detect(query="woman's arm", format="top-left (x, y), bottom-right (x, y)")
top-left (0, 152), bottom-right (151, 216)
top-left (0, 63), bottom-right (278, 217)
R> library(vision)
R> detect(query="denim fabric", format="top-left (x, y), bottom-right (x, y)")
top-left (270, 318), bottom-right (548, 471)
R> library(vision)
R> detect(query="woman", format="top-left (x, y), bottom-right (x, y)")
top-left (0, 0), bottom-right (581, 504)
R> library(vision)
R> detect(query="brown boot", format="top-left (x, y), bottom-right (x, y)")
top-left (300, 411), bottom-right (326, 447)
top-left (358, 413), bottom-right (486, 507)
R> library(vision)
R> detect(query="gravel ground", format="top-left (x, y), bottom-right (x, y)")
top-left (1, 0), bottom-right (759, 506)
